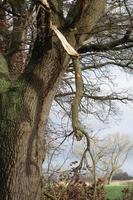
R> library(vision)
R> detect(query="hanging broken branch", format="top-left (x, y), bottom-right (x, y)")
top-left (71, 58), bottom-right (86, 141)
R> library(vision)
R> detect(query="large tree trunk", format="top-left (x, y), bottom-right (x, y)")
top-left (0, 51), bottom-right (68, 199)
top-left (0, 3), bottom-right (68, 199)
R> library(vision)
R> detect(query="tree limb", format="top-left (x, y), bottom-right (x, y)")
top-left (71, 58), bottom-right (85, 141)
top-left (78, 35), bottom-right (133, 53)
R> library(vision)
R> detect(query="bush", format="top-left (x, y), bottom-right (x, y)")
top-left (121, 184), bottom-right (133, 200)
top-left (42, 177), bottom-right (106, 200)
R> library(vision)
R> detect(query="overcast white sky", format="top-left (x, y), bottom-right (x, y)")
top-left (86, 68), bottom-right (133, 175)
top-left (46, 66), bottom-right (133, 176)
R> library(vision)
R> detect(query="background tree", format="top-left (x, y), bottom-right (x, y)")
top-left (72, 133), bottom-right (133, 185)
top-left (101, 133), bottom-right (133, 184)
top-left (112, 170), bottom-right (133, 181)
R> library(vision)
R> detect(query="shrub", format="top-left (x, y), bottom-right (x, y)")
top-left (42, 177), bottom-right (105, 200)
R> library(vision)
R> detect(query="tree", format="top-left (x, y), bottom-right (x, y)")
top-left (72, 134), bottom-right (105, 200)
top-left (112, 170), bottom-right (133, 180)
top-left (0, 0), bottom-right (106, 200)
top-left (73, 133), bottom-right (133, 186)
top-left (102, 133), bottom-right (133, 184)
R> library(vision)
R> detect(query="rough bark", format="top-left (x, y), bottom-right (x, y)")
top-left (0, 51), bottom-right (67, 199)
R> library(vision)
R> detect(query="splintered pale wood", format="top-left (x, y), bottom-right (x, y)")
top-left (39, 0), bottom-right (50, 8)
top-left (37, 0), bottom-right (79, 57)
top-left (51, 23), bottom-right (79, 57)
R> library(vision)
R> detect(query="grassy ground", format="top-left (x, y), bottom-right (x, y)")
top-left (105, 185), bottom-right (126, 200)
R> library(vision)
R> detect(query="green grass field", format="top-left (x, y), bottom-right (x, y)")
top-left (105, 185), bottom-right (126, 200)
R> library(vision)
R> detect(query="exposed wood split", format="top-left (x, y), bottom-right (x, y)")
top-left (37, 0), bottom-right (79, 57)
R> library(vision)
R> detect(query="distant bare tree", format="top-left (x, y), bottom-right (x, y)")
top-left (101, 133), bottom-right (133, 184)
top-left (73, 133), bottom-right (133, 186)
